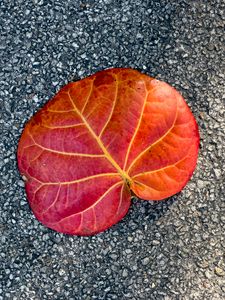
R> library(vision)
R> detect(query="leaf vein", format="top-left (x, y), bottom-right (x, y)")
top-left (99, 75), bottom-right (119, 138)
top-left (55, 181), bottom-right (123, 223)
top-left (132, 147), bottom-right (192, 179)
top-left (42, 123), bottom-right (84, 129)
top-left (127, 101), bottom-right (178, 173)
top-left (26, 173), bottom-right (120, 186)
top-left (81, 79), bottom-right (94, 113)
top-left (67, 91), bottom-right (131, 182)
top-left (41, 184), bottom-right (61, 215)
top-left (123, 81), bottom-right (149, 170)
top-left (26, 132), bottom-right (104, 157)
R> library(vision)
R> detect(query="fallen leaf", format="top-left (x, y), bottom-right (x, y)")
top-left (17, 68), bottom-right (199, 235)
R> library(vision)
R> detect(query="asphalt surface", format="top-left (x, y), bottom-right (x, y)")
top-left (0, 0), bottom-right (225, 299)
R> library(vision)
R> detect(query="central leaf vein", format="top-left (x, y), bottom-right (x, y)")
top-left (67, 90), bottom-right (132, 183)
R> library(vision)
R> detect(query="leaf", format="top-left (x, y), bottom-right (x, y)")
top-left (17, 68), bottom-right (199, 235)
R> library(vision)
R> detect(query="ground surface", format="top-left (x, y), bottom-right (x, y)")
top-left (0, 1), bottom-right (225, 299)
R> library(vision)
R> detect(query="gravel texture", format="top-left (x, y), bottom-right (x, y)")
top-left (0, 0), bottom-right (225, 299)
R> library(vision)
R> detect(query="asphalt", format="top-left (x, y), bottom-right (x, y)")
top-left (0, 0), bottom-right (225, 299)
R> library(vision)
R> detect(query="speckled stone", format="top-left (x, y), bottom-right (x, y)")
top-left (0, 0), bottom-right (224, 299)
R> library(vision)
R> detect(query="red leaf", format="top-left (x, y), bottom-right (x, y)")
top-left (17, 68), bottom-right (199, 235)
